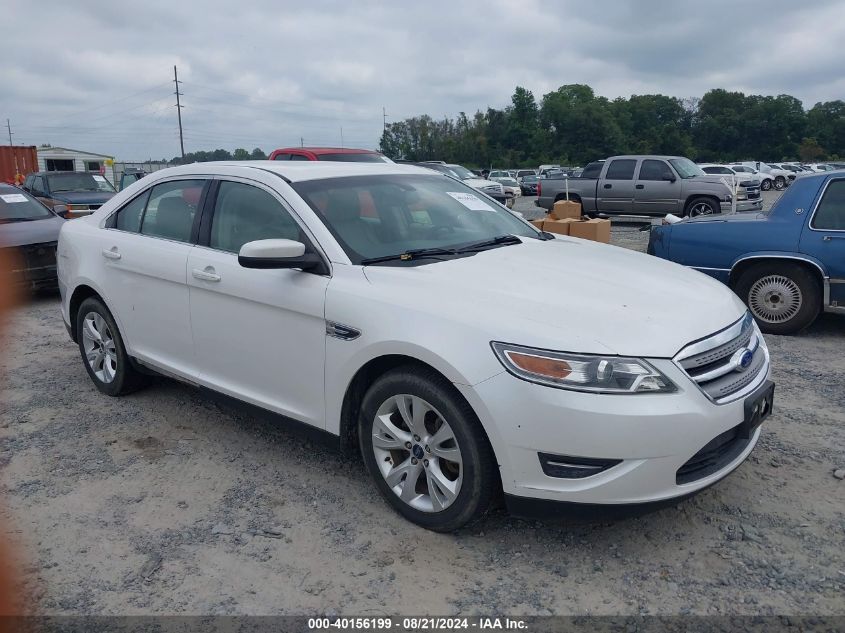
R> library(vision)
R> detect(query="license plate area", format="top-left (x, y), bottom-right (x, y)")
top-left (741, 381), bottom-right (774, 438)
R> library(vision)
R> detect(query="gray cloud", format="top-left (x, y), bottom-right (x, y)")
top-left (2, 0), bottom-right (842, 159)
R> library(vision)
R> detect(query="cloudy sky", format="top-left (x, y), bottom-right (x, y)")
top-left (3, 0), bottom-right (844, 160)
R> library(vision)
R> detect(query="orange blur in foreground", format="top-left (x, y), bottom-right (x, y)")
top-left (0, 248), bottom-right (23, 619)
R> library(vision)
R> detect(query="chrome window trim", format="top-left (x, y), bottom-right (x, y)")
top-left (807, 177), bottom-right (845, 233)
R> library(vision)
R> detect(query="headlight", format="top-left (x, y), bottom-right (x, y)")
top-left (491, 342), bottom-right (677, 394)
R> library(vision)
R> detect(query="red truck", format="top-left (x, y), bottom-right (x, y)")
top-left (0, 146), bottom-right (38, 185)
top-left (268, 147), bottom-right (390, 162)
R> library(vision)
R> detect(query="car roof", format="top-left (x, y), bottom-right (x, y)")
top-left (147, 160), bottom-right (443, 183)
top-left (273, 147), bottom-right (381, 155)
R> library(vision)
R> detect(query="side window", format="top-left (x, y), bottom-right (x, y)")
top-left (289, 153), bottom-right (310, 161)
top-left (24, 174), bottom-right (34, 189)
top-left (140, 180), bottom-right (205, 243)
top-left (605, 159), bottom-right (636, 180)
top-left (210, 181), bottom-right (302, 254)
top-left (812, 180), bottom-right (845, 230)
top-left (273, 153), bottom-right (291, 161)
top-left (639, 160), bottom-right (673, 181)
top-left (114, 191), bottom-right (149, 232)
top-left (33, 176), bottom-right (46, 195)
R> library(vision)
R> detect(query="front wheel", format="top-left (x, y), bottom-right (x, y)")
top-left (685, 197), bottom-right (719, 217)
top-left (358, 366), bottom-right (498, 532)
top-left (774, 176), bottom-right (785, 190)
top-left (734, 262), bottom-right (821, 334)
top-left (760, 178), bottom-right (772, 191)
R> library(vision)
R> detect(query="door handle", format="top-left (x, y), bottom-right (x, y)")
top-left (192, 267), bottom-right (221, 282)
top-left (635, 184), bottom-right (644, 189)
top-left (823, 235), bottom-right (845, 241)
top-left (101, 247), bottom-right (121, 260)
top-left (603, 184), bottom-right (612, 189)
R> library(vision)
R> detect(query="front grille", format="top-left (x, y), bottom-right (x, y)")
top-left (675, 313), bottom-right (768, 403)
top-left (4, 241), bottom-right (58, 286)
top-left (676, 423), bottom-right (750, 484)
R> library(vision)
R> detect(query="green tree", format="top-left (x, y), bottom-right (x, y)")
top-left (798, 137), bottom-right (826, 162)
top-left (232, 148), bottom-right (250, 160)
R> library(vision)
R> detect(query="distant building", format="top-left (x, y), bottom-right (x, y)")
top-left (36, 146), bottom-right (115, 185)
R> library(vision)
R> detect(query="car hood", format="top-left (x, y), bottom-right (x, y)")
top-left (464, 178), bottom-right (503, 190)
top-left (362, 238), bottom-right (747, 358)
top-left (50, 191), bottom-right (115, 205)
top-left (0, 214), bottom-right (65, 247)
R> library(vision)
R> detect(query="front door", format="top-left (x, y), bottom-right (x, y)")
top-left (99, 178), bottom-right (207, 377)
top-left (799, 178), bottom-right (845, 306)
top-left (633, 159), bottom-right (682, 215)
top-left (187, 179), bottom-right (329, 427)
top-left (597, 158), bottom-right (637, 214)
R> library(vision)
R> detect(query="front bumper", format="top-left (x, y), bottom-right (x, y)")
top-left (723, 198), bottom-right (763, 213)
top-left (456, 358), bottom-right (769, 508)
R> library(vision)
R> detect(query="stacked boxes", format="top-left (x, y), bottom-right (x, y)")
top-left (530, 199), bottom-right (611, 243)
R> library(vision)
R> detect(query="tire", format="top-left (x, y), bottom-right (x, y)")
top-left (774, 176), bottom-right (785, 190)
top-left (684, 196), bottom-right (719, 217)
top-left (734, 262), bottom-right (821, 334)
top-left (75, 297), bottom-right (148, 396)
top-left (760, 178), bottom-right (772, 191)
top-left (358, 365), bottom-right (498, 532)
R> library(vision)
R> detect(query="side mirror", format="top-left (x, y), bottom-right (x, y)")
top-left (663, 174), bottom-right (677, 183)
top-left (238, 239), bottom-right (322, 271)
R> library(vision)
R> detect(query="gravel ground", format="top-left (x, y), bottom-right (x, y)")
top-left (1, 191), bottom-right (844, 616)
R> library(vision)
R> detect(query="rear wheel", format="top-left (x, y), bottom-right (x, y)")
top-left (358, 366), bottom-right (498, 532)
top-left (76, 297), bottom-right (148, 396)
top-left (684, 197), bottom-right (719, 217)
top-left (734, 262), bottom-right (821, 334)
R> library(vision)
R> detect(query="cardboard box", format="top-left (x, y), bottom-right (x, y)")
top-left (529, 218), bottom-right (547, 230)
top-left (542, 218), bottom-right (581, 236)
top-left (551, 199), bottom-right (582, 220)
top-left (568, 218), bottom-right (611, 243)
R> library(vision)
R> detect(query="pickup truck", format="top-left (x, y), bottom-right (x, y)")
top-left (536, 155), bottom-right (763, 217)
top-left (648, 170), bottom-right (845, 334)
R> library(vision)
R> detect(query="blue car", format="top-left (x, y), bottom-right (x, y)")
top-left (648, 171), bottom-right (845, 334)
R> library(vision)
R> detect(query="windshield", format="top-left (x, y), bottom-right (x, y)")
top-left (668, 158), bottom-right (705, 179)
top-left (446, 164), bottom-right (477, 180)
top-left (0, 189), bottom-right (53, 221)
top-left (292, 174), bottom-right (537, 265)
top-left (316, 152), bottom-right (389, 163)
top-left (47, 173), bottom-right (116, 193)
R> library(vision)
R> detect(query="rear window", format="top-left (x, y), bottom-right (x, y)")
top-left (316, 153), bottom-right (389, 163)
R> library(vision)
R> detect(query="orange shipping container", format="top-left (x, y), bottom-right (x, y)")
top-left (0, 146), bottom-right (38, 185)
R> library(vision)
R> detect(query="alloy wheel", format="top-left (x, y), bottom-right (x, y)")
top-left (689, 202), bottom-right (715, 217)
top-left (748, 275), bottom-right (803, 323)
top-left (371, 394), bottom-right (463, 513)
top-left (81, 311), bottom-right (118, 383)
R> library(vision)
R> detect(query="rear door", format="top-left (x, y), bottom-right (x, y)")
top-left (597, 159), bottom-right (637, 214)
top-left (632, 159), bottom-right (682, 215)
top-left (99, 178), bottom-right (209, 376)
top-left (800, 178), bottom-right (845, 306)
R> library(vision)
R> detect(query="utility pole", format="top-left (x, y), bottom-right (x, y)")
top-left (173, 65), bottom-right (185, 159)
top-left (340, 127), bottom-right (344, 148)
top-left (300, 137), bottom-right (304, 148)
top-left (7, 119), bottom-right (20, 181)
top-left (6, 119), bottom-right (12, 145)
top-left (382, 106), bottom-right (388, 133)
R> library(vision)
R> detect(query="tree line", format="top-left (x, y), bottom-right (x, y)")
top-left (169, 147), bottom-right (268, 164)
top-left (378, 84), bottom-right (845, 168)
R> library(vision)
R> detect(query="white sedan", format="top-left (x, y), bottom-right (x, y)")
top-left (58, 161), bottom-right (772, 531)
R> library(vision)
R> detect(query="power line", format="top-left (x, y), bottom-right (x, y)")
top-left (174, 66), bottom-right (185, 159)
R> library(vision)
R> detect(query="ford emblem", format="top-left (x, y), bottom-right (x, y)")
top-left (731, 348), bottom-right (754, 372)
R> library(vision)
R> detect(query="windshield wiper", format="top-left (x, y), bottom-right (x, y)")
top-left (454, 234), bottom-right (522, 253)
top-left (360, 246), bottom-right (459, 265)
